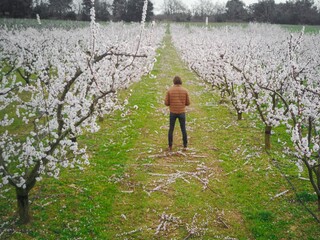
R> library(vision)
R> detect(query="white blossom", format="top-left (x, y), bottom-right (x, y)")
top-left (171, 23), bottom-right (320, 179)
top-left (0, 19), bottom-right (165, 192)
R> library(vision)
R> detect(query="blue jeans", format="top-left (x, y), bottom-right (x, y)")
top-left (168, 112), bottom-right (188, 148)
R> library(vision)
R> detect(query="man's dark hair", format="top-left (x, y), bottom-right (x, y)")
top-left (173, 76), bottom-right (182, 85)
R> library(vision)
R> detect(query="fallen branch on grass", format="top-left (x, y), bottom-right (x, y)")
top-left (217, 215), bottom-right (229, 229)
top-left (146, 163), bottom-right (212, 195)
top-left (148, 150), bottom-right (202, 159)
top-left (299, 177), bottom-right (309, 181)
top-left (184, 213), bottom-right (207, 239)
top-left (142, 163), bottom-right (185, 168)
top-left (225, 168), bottom-right (240, 175)
top-left (121, 190), bottom-right (134, 193)
top-left (213, 209), bottom-right (230, 229)
top-left (270, 190), bottom-right (289, 200)
top-left (155, 212), bottom-right (181, 235)
top-left (116, 227), bottom-right (143, 237)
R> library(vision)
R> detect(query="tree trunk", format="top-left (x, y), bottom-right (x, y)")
top-left (265, 125), bottom-right (272, 150)
top-left (16, 187), bottom-right (31, 224)
top-left (237, 112), bottom-right (242, 120)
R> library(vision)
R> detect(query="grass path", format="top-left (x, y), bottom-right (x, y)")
top-left (104, 33), bottom-right (253, 239)
top-left (2, 32), bottom-right (320, 240)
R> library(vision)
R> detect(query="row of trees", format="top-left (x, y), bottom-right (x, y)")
top-left (112, 0), bottom-right (154, 22)
top-left (171, 23), bottom-right (320, 210)
top-left (0, 0), bottom-right (164, 223)
top-left (0, 0), bottom-right (154, 22)
top-left (159, 0), bottom-right (320, 25)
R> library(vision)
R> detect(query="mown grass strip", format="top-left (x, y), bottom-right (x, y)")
top-left (104, 32), bottom-right (253, 239)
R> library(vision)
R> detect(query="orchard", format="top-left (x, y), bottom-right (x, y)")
top-left (0, 0), bottom-right (164, 224)
top-left (172, 23), bottom-right (320, 210)
top-left (1, 2), bottom-right (320, 239)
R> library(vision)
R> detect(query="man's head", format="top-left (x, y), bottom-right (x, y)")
top-left (173, 76), bottom-right (182, 85)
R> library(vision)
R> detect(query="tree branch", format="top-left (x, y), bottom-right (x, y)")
top-left (94, 50), bottom-right (147, 63)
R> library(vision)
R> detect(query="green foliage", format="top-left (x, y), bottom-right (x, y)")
top-left (0, 0), bottom-right (33, 18)
top-left (297, 191), bottom-right (318, 202)
top-left (126, 0), bottom-right (154, 22)
top-left (281, 24), bottom-right (320, 33)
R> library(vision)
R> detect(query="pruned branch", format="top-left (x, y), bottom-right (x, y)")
top-left (94, 50), bottom-right (147, 63)
top-left (270, 190), bottom-right (289, 200)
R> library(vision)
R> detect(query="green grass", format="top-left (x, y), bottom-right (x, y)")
top-left (0, 18), bottom-right (91, 29)
top-left (176, 21), bottom-right (320, 34)
top-left (181, 21), bottom-right (249, 28)
top-left (1, 30), bottom-right (320, 239)
top-left (280, 24), bottom-right (320, 33)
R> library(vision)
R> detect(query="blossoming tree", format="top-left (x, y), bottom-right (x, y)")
top-left (171, 23), bottom-right (320, 208)
top-left (0, 0), bottom-right (164, 223)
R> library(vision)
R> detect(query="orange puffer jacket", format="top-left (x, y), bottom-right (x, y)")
top-left (165, 84), bottom-right (190, 114)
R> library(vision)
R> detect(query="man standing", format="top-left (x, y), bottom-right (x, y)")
top-left (165, 76), bottom-right (190, 151)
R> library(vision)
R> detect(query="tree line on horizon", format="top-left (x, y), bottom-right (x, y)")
top-left (0, 0), bottom-right (154, 22)
top-left (161, 0), bottom-right (320, 25)
top-left (0, 0), bottom-right (320, 25)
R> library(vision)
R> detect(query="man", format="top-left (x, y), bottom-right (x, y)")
top-left (165, 76), bottom-right (190, 151)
